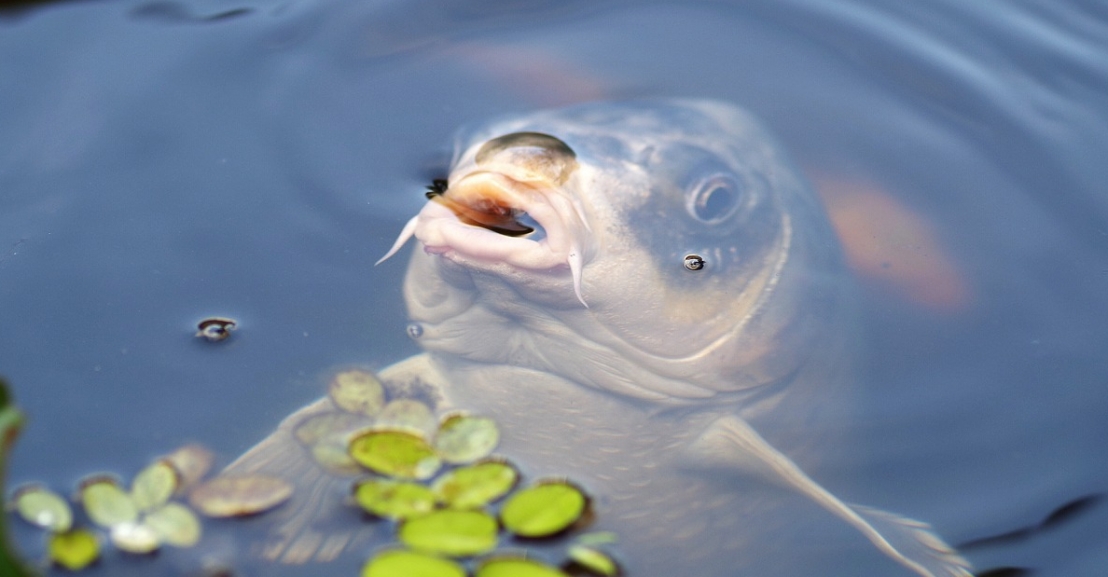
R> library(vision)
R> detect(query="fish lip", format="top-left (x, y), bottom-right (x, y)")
top-left (414, 171), bottom-right (582, 271)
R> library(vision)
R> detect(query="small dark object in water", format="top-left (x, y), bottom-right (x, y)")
top-left (195, 318), bottom-right (237, 342)
top-left (683, 254), bottom-right (705, 271)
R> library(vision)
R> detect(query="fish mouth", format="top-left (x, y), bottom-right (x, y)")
top-left (377, 171), bottom-right (591, 306)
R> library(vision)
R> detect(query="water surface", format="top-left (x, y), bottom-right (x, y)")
top-left (1, 0), bottom-right (1107, 575)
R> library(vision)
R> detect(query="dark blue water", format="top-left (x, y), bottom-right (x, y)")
top-left (2, 0), bottom-right (1107, 575)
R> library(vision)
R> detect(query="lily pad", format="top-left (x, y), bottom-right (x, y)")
top-left (80, 477), bottom-right (138, 528)
top-left (162, 444), bottom-right (214, 493)
top-left (109, 521), bottom-right (160, 554)
top-left (566, 544), bottom-right (620, 576)
top-left (432, 460), bottom-right (517, 509)
top-left (329, 370), bottom-right (386, 417)
top-left (362, 549), bottom-right (466, 577)
top-left (500, 481), bottom-right (587, 538)
top-left (354, 479), bottom-right (436, 520)
top-left (476, 557), bottom-right (569, 577)
top-left (144, 502), bottom-right (202, 547)
top-left (189, 475), bottom-right (292, 518)
top-left (48, 529), bottom-right (100, 570)
top-left (131, 460), bottom-right (178, 512)
top-left (349, 430), bottom-right (442, 480)
top-left (376, 399), bottom-right (438, 438)
top-left (294, 412), bottom-right (370, 447)
top-left (434, 414), bottom-right (500, 464)
top-left (12, 485), bottom-right (72, 532)
top-left (398, 509), bottom-right (498, 557)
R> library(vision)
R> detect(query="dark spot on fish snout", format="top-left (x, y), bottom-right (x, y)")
top-left (684, 254), bottom-right (706, 271)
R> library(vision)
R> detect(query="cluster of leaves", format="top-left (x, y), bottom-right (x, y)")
top-left (9, 446), bottom-right (211, 570)
top-left (1, 368), bottom-right (624, 576)
top-left (10, 443), bottom-right (295, 571)
top-left (304, 369), bottom-right (622, 577)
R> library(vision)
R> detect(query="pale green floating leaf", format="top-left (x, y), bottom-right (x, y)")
top-left (431, 461), bottom-right (517, 509)
top-left (48, 529), bottom-right (100, 570)
top-left (349, 430), bottom-right (441, 480)
top-left (566, 544), bottom-right (620, 576)
top-left (329, 370), bottom-right (386, 417)
top-left (109, 521), bottom-right (160, 554)
top-left (80, 477), bottom-right (138, 528)
top-left (354, 479), bottom-right (436, 520)
top-left (362, 549), bottom-right (466, 577)
top-left (434, 414), bottom-right (499, 464)
top-left (376, 399), bottom-right (438, 439)
top-left (144, 502), bottom-right (202, 547)
top-left (188, 475), bottom-right (292, 518)
top-left (295, 412), bottom-right (370, 447)
top-left (131, 460), bottom-right (178, 512)
top-left (311, 441), bottom-right (365, 477)
top-left (398, 509), bottom-right (498, 557)
top-left (162, 444), bottom-right (215, 493)
top-left (12, 484), bottom-right (72, 532)
top-left (476, 557), bottom-right (568, 577)
top-left (500, 481), bottom-right (587, 538)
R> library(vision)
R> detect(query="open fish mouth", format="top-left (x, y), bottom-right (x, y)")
top-left (376, 170), bottom-right (591, 306)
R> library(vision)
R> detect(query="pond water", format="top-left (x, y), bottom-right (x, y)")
top-left (2, 0), bottom-right (1107, 575)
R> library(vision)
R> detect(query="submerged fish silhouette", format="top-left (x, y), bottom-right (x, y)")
top-left (223, 100), bottom-right (971, 577)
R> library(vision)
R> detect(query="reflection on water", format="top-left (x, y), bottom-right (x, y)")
top-left (1, 0), bottom-right (1106, 576)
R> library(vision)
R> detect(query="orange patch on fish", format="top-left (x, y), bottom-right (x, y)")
top-left (813, 175), bottom-right (972, 312)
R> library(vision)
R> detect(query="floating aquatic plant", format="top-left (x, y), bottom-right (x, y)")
top-left (431, 460), bottom-right (518, 509)
top-left (475, 556), bottom-right (569, 577)
top-left (362, 548), bottom-right (466, 577)
top-left (500, 481), bottom-right (589, 538)
top-left (188, 475), bottom-right (293, 518)
top-left (341, 371), bottom-right (620, 577)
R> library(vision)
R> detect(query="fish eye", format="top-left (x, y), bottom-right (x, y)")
top-left (686, 173), bottom-right (744, 224)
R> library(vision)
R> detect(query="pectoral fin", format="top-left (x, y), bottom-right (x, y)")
top-left (685, 415), bottom-right (972, 577)
top-left (215, 354), bottom-right (451, 564)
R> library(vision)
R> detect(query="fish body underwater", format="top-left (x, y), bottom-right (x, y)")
top-left (223, 100), bottom-right (970, 577)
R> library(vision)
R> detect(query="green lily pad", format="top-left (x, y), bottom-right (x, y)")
top-left (434, 414), bottom-right (500, 464)
top-left (354, 479), bottom-right (436, 520)
top-left (131, 460), bottom-right (178, 512)
top-left (398, 509), bottom-right (498, 557)
top-left (48, 529), bottom-right (100, 570)
top-left (188, 475), bottom-right (293, 518)
top-left (362, 549), bottom-right (466, 577)
top-left (12, 484), bottom-right (72, 532)
top-left (109, 521), bottom-right (160, 554)
top-left (349, 430), bottom-right (442, 480)
top-left (566, 544), bottom-right (620, 576)
top-left (376, 400), bottom-right (438, 438)
top-left (80, 477), bottom-right (138, 528)
top-left (432, 460), bottom-right (517, 509)
top-left (329, 369), bottom-right (386, 417)
top-left (144, 502), bottom-right (202, 547)
top-left (295, 412), bottom-right (371, 447)
top-left (476, 557), bottom-right (568, 577)
top-left (500, 481), bottom-right (587, 538)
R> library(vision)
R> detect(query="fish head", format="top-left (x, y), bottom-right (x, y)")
top-left (382, 100), bottom-right (847, 405)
